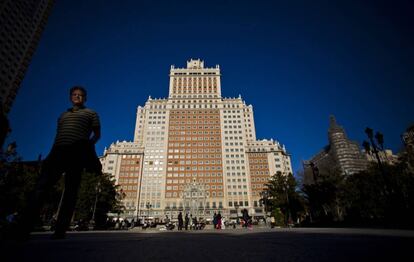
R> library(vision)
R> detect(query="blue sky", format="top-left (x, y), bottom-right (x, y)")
top-left (7, 0), bottom-right (414, 173)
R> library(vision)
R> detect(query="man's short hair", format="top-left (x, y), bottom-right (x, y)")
top-left (70, 86), bottom-right (87, 98)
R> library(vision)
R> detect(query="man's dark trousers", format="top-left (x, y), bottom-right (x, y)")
top-left (21, 144), bottom-right (85, 235)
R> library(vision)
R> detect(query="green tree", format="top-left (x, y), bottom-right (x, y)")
top-left (262, 172), bottom-right (305, 226)
top-left (301, 164), bottom-right (345, 225)
top-left (74, 172), bottom-right (125, 228)
top-left (343, 160), bottom-right (414, 228)
top-left (0, 147), bottom-right (40, 227)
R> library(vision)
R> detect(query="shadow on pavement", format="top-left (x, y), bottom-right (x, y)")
top-left (1, 229), bottom-right (413, 262)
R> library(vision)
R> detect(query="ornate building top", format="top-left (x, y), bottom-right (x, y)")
top-left (187, 59), bottom-right (204, 69)
top-left (168, 59), bottom-right (222, 99)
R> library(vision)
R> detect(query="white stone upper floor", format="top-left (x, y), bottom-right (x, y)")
top-left (103, 140), bottom-right (144, 156)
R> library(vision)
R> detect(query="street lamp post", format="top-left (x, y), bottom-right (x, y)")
top-left (363, 127), bottom-right (388, 194)
top-left (90, 181), bottom-right (101, 228)
top-left (260, 191), bottom-right (268, 216)
top-left (284, 179), bottom-right (292, 228)
top-left (364, 127), bottom-right (385, 170)
top-left (146, 202), bottom-right (152, 223)
top-left (260, 191), bottom-right (270, 227)
top-left (234, 202), bottom-right (239, 227)
top-left (309, 161), bottom-right (319, 182)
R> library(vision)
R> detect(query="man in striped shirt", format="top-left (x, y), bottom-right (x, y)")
top-left (20, 86), bottom-right (101, 239)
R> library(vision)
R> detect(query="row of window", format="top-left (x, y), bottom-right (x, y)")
top-left (167, 166), bottom-right (222, 171)
top-left (227, 185), bottom-right (247, 189)
top-left (227, 178), bottom-right (247, 182)
top-left (120, 166), bottom-right (140, 172)
top-left (166, 191), bottom-right (223, 197)
top-left (167, 173), bottom-right (222, 178)
top-left (172, 100), bottom-right (219, 104)
top-left (224, 142), bottom-right (243, 146)
top-left (170, 125), bottom-right (220, 130)
top-left (225, 166), bottom-right (245, 170)
top-left (228, 201), bottom-right (249, 207)
top-left (147, 111), bottom-right (166, 114)
top-left (167, 178), bottom-right (223, 184)
top-left (171, 110), bottom-right (218, 115)
top-left (173, 77), bottom-right (217, 83)
top-left (224, 148), bottom-right (244, 152)
top-left (225, 154), bottom-right (245, 158)
top-left (120, 185), bottom-right (138, 190)
top-left (170, 120), bottom-right (220, 125)
top-left (145, 126), bottom-right (165, 130)
top-left (168, 137), bottom-right (220, 143)
top-left (166, 184), bottom-right (223, 190)
top-left (228, 192), bottom-right (248, 195)
top-left (168, 160), bottom-right (221, 165)
top-left (168, 144), bottom-right (221, 149)
top-left (249, 159), bottom-right (267, 163)
top-left (168, 154), bottom-right (222, 159)
top-left (168, 148), bottom-right (221, 153)
top-left (224, 130), bottom-right (243, 134)
top-left (165, 201), bottom-right (223, 209)
top-left (169, 131), bottom-right (220, 136)
top-left (148, 116), bottom-right (166, 119)
top-left (251, 177), bottom-right (269, 182)
top-left (147, 121), bottom-right (166, 125)
top-left (170, 94), bottom-right (219, 99)
top-left (226, 172), bottom-right (246, 177)
top-left (223, 114), bottom-right (241, 118)
top-left (225, 160), bottom-right (245, 164)
top-left (147, 131), bottom-right (166, 135)
top-left (145, 160), bottom-right (163, 165)
top-left (171, 115), bottom-right (219, 119)
top-left (145, 149), bottom-right (165, 153)
top-left (144, 167), bottom-right (164, 171)
top-left (224, 125), bottom-right (243, 129)
top-left (118, 178), bottom-right (138, 184)
top-left (172, 86), bottom-right (218, 91)
top-left (146, 137), bottom-right (164, 141)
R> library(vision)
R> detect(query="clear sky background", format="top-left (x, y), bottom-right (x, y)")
top-left (6, 0), bottom-right (414, 173)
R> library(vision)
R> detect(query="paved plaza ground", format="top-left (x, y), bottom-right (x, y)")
top-left (1, 227), bottom-right (413, 262)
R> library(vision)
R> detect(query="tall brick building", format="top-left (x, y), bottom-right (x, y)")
top-left (100, 59), bottom-right (292, 221)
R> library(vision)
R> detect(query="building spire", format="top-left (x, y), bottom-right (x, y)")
top-left (329, 115), bottom-right (337, 128)
top-left (328, 115), bottom-right (344, 132)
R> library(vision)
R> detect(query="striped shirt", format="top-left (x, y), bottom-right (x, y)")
top-left (53, 107), bottom-right (100, 146)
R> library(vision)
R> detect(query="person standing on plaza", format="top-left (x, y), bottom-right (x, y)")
top-left (18, 86), bottom-right (101, 240)
top-left (221, 216), bottom-right (226, 230)
top-left (189, 214), bottom-right (194, 230)
top-left (177, 212), bottom-right (183, 230)
top-left (242, 209), bottom-right (249, 228)
top-left (184, 213), bottom-right (189, 230)
top-left (213, 212), bottom-right (217, 229)
top-left (192, 216), bottom-right (198, 230)
top-left (216, 212), bottom-right (222, 229)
